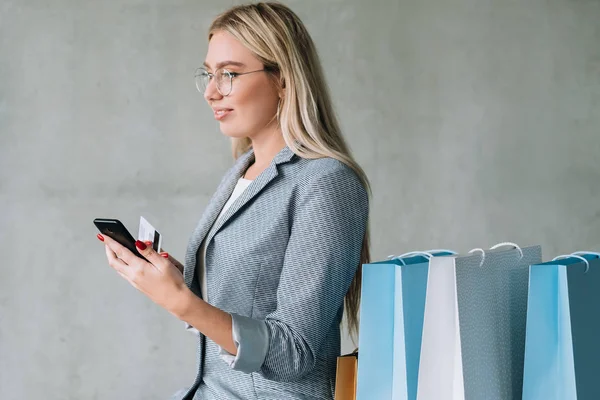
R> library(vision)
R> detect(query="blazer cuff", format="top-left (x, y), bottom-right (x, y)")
top-left (218, 313), bottom-right (269, 373)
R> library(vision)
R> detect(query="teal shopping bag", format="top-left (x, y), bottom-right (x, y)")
top-left (356, 251), bottom-right (453, 400)
top-left (523, 252), bottom-right (600, 400)
top-left (417, 245), bottom-right (542, 400)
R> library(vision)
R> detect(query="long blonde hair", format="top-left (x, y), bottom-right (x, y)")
top-left (208, 2), bottom-right (371, 340)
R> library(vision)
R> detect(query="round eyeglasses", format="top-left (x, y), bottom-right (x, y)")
top-left (195, 67), bottom-right (266, 96)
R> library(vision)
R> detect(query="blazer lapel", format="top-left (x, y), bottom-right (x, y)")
top-left (204, 145), bottom-right (296, 248)
top-left (183, 145), bottom-right (296, 289)
top-left (183, 148), bottom-right (256, 288)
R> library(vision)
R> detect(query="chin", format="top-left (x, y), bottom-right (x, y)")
top-left (219, 120), bottom-right (254, 138)
top-left (219, 125), bottom-right (248, 139)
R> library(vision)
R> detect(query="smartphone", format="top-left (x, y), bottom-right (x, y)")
top-left (93, 218), bottom-right (146, 260)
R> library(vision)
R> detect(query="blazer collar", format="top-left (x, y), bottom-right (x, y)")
top-left (233, 144), bottom-right (296, 175)
top-left (184, 145), bottom-right (296, 289)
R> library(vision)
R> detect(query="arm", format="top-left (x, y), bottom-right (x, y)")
top-left (98, 236), bottom-right (237, 355)
top-left (176, 293), bottom-right (237, 354)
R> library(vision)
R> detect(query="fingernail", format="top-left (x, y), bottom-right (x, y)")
top-left (97, 234), bottom-right (105, 242)
top-left (135, 240), bottom-right (147, 251)
top-left (144, 241), bottom-right (152, 246)
top-left (161, 253), bottom-right (169, 258)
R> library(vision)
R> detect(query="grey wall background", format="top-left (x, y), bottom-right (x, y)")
top-left (1, 0), bottom-right (599, 398)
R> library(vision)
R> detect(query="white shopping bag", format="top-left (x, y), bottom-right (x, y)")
top-left (416, 255), bottom-right (465, 400)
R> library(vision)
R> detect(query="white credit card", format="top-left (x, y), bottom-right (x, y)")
top-left (138, 216), bottom-right (162, 252)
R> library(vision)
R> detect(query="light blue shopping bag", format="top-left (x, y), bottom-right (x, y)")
top-left (523, 252), bottom-right (600, 400)
top-left (356, 251), bottom-right (453, 400)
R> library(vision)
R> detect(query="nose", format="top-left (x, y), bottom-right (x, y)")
top-left (204, 77), bottom-right (223, 103)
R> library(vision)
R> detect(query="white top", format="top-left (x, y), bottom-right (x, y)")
top-left (198, 177), bottom-right (253, 301)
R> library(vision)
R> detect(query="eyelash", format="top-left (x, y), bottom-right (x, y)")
top-left (204, 71), bottom-right (239, 78)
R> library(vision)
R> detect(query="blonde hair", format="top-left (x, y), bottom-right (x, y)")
top-left (208, 2), bottom-right (371, 340)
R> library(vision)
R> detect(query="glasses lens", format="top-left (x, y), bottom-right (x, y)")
top-left (216, 69), bottom-right (232, 96)
top-left (195, 68), bottom-right (209, 93)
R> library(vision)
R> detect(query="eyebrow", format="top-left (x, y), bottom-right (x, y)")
top-left (202, 60), bottom-right (247, 70)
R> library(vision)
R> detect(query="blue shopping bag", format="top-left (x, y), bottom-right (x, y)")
top-left (523, 252), bottom-right (600, 400)
top-left (356, 251), bottom-right (453, 400)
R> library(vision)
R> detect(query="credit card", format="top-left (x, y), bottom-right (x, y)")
top-left (138, 216), bottom-right (162, 252)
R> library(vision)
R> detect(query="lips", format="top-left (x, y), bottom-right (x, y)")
top-left (213, 108), bottom-right (233, 121)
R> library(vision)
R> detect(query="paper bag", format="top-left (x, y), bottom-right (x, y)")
top-left (335, 351), bottom-right (358, 400)
top-left (523, 252), bottom-right (600, 400)
top-left (417, 245), bottom-right (542, 400)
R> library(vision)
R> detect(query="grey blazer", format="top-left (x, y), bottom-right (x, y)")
top-left (174, 145), bottom-right (369, 400)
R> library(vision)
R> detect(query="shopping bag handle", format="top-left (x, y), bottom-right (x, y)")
top-left (571, 251), bottom-right (600, 259)
top-left (468, 248), bottom-right (486, 267)
top-left (423, 249), bottom-right (457, 255)
top-left (468, 242), bottom-right (524, 267)
top-left (490, 242), bottom-right (524, 259)
top-left (387, 251), bottom-right (429, 263)
top-left (552, 254), bottom-right (590, 273)
top-left (395, 251), bottom-right (433, 265)
top-left (387, 249), bottom-right (457, 264)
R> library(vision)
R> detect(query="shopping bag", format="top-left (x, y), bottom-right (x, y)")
top-left (417, 244), bottom-right (542, 400)
top-left (357, 251), bottom-right (453, 400)
top-left (522, 252), bottom-right (600, 400)
top-left (335, 350), bottom-right (358, 400)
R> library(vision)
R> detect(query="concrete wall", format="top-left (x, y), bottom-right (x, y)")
top-left (1, 0), bottom-right (598, 398)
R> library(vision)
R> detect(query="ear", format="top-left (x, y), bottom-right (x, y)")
top-left (279, 77), bottom-right (286, 98)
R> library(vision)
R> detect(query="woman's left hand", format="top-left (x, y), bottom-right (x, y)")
top-left (98, 234), bottom-right (190, 317)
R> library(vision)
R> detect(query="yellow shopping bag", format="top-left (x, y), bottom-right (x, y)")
top-left (334, 350), bottom-right (358, 400)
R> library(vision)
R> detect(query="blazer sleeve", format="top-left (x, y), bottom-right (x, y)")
top-left (218, 166), bottom-right (369, 381)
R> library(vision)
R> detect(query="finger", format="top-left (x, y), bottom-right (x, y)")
top-left (145, 241), bottom-right (164, 254)
top-left (103, 235), bottom-right (138, 265)
top-left (106, 244), bottom-right (154, 289)
top-left (151, 243), bottom-right (166, 254)
top-left (159, 252), bottom-right (181, 271)
top-left (134, 240), bottom-right (166, 269)
top-left (107, 246), bottom-right (147, 292)
top-left (105, 244), bottom-right (129, 276)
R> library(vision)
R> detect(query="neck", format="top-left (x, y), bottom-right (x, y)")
top-left (249, 128), bottom-right (287, 168)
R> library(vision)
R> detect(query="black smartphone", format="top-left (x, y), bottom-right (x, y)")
top-left (93, 218), bottom-right (146, 260)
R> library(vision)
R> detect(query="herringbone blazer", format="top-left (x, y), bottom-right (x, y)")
top-left (174, 145), bottom-right (369, 400)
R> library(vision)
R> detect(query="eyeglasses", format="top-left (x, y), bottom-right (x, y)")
top-left (195, 67), bottom-right (266, 96)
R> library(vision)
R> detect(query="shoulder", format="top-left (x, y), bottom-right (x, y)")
top-left (286, 154), bottom-right (357, 182)
top-left (286, 156), bottom-right (369, 205)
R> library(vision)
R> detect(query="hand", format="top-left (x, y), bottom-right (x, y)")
top-left (97, 234), bottom-right (189, 317)
top-left (142, 241), bottom-right (184, 274)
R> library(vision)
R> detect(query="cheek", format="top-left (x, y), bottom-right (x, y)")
top-left (228, 86), bottom-right (279, 131)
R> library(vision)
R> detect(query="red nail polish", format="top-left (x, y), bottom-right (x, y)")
top-left (161, 253), bottom-right (169, 258)
top-left (144, 241), bottom-right (152, 246)
top-left (97, 234), bottom-right (104, 242)
top-left (135, 240), bottom-right (147, 251)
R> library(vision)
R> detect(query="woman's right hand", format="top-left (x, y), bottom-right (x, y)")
top-left (143, 241), bottom-right (184, 274)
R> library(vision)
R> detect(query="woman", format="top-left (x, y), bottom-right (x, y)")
top-left (97, 2), bottom-right (370, 399)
